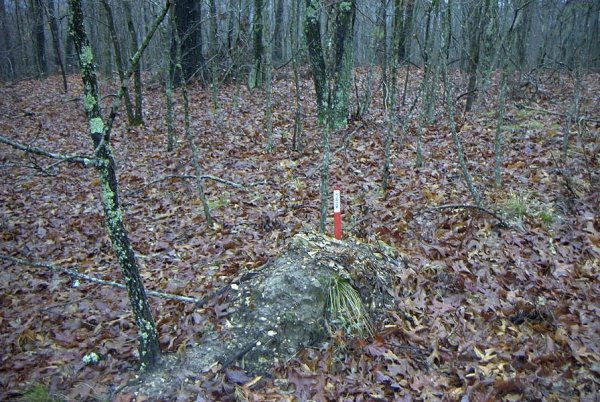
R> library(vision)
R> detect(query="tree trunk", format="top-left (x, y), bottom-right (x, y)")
top-left (101, 0), bottom-right (135, 124)
top-left (305, 0), bottom-right (356, 128)
top-left (291, 0), bottom-right (303, 152)
top-left (494, 74), bottom-right (507, 188)
top-left (464, 0), bottom-right (495, 113)
top-left (464, 2), bottom-right (482, 113)
top-left (273, 0), bottom-right (284, 63)
top-left (382, 0), bottom-right (402, 193)
top-left (0, 0), bottom-right (12, 80)
top-left (124, 1), bottom-right (143, 125)
top-left (44, 0), bottom-right (67, 92)
top-left (161, 23), bottom-right (175, 152)
top-left (65, 16), bottom-right (77, 74)
top-left (173, 15), bottom-right (214, 227)
top-left (68, 0), bottom-right (162, 371)
top-left (398, 0), bottom-right (413, 63)
top-left (264, 0), bottom-right (274, 151)
top-left (249, 0), bottom-right (264, 88)
top-left (304, 0), bottom-right (328, 123)
top-left (209, 0), bottom-right (219, 109)
top-left (516, 0), bottom-right (532, 70)
top-left (329, 0), bottom-right (356, 128)
top-left (32, 0), bottom-right (47, 77)
top-left (172, 0), bottom-right (205, 86)
top-left (442, 0), bottom-right (481, 206)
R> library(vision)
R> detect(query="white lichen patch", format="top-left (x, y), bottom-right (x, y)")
top-left (90, 117), bottom-right (104, 134)
top-left (80, 45), bottom-right (94, 66)
top-left (82, 352), bottom-right (100, 365)
top-left (84, 93), bottom-right (96, 112)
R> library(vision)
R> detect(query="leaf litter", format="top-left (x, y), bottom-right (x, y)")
top-left (0, 69), bottom-right (598, 400)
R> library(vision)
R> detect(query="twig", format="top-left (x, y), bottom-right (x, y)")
top-left (0, 254), bottom-right (203, 305)
top-left (105, 1), bottom-right (171, 134)
top-left (127, 174), bottom-right (245, 196)
top-left (550, 152), bottom-right (579, 198)
top-left (0, 134), bottom-right (98, 167)
top-left (519, 105), bottom-right (600, 123)
top-left (40, 291), bottom-right (97, 312)
top-left (427, 204), bottom-right (508, 228)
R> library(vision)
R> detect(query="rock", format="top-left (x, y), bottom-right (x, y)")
top-left (125, 232), bottom-right (404, 398)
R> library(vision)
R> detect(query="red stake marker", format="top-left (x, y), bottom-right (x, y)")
top-left (333, 188), bottom-right (342, 240)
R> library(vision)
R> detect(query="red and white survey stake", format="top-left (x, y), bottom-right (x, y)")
top-left (333, 188), bottom-right (342, 240)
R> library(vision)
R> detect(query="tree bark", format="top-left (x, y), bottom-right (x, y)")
top-left (304, 0), bottom-right (328, 123)
top-left (209, 0), bottom-right (219, 109)
top-left (101, 0), bottom-right (135, 124)
top-left (249, 0), bottom-right (264, 88)
top-left (291, 0), bottom-right (303, 151)
top-left (273, 0), bottom-right (284, 63)
top-left (68, 0), bottom-right (164, 371)
top-left (442, 0), bottom-right (481, 206)
top-left (398, 0), bottom-right (413, 63)
top-left (44, 0), bottom-right (67, 91)
top-left (32, 0), bottom-right (47, 77)
top-left (172, 0), bottom-right (205, 86)
top-left (124, 1), bottom-right (143, 125)
top-left (329, 0), bottom-right (356, 128)
top-left (382, 0), bottom-right (402, 193)
top-left (173, 14), bottom-right (214, 227)
top-left (0, 0), bottom-right (12, 80)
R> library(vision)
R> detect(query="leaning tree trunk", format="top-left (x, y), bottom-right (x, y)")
top-left (68, 0), bottom-right (164, 371)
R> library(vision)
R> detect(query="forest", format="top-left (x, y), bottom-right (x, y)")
top-left (0, 0), bottom-right (598, 400)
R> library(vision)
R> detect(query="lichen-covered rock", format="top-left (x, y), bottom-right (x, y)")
top-left (187, 231), bottom-right (403, 374)
top-left (125, 232), bottom-right (404, 398)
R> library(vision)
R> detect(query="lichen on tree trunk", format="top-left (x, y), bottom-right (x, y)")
top-left (68, 0), bottom-right (161, 371)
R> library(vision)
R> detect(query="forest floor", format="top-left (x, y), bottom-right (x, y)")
top-left (0, 68), bottom-right (599, 401)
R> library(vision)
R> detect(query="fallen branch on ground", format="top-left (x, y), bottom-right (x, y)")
top-left (0, 134), bottom-right (98, 167)
top-left (427, 204), bottom-right (508, 228)
top-left (0, 254), bottom-right (202, 305)
top-left (519, 105), bottom-right (599, 123)
top-left (127, 173), bottom-right (244, 196)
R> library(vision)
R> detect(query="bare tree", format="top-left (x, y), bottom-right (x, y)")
top-left (67, 0), bottom-right (170, 370)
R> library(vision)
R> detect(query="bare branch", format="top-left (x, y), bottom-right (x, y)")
top-left (427, 204), bottom-right (508, 228)
top-left (0, 134), bottom-right (98, 167)
top-left (126, 174), bottom-right (245, 196)
top-left (519, 105), bottom-right (600, 123)
top-left (105, 1), bottom-right (171, 134)
top-left (0, 254), bottom-right (203, 305)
